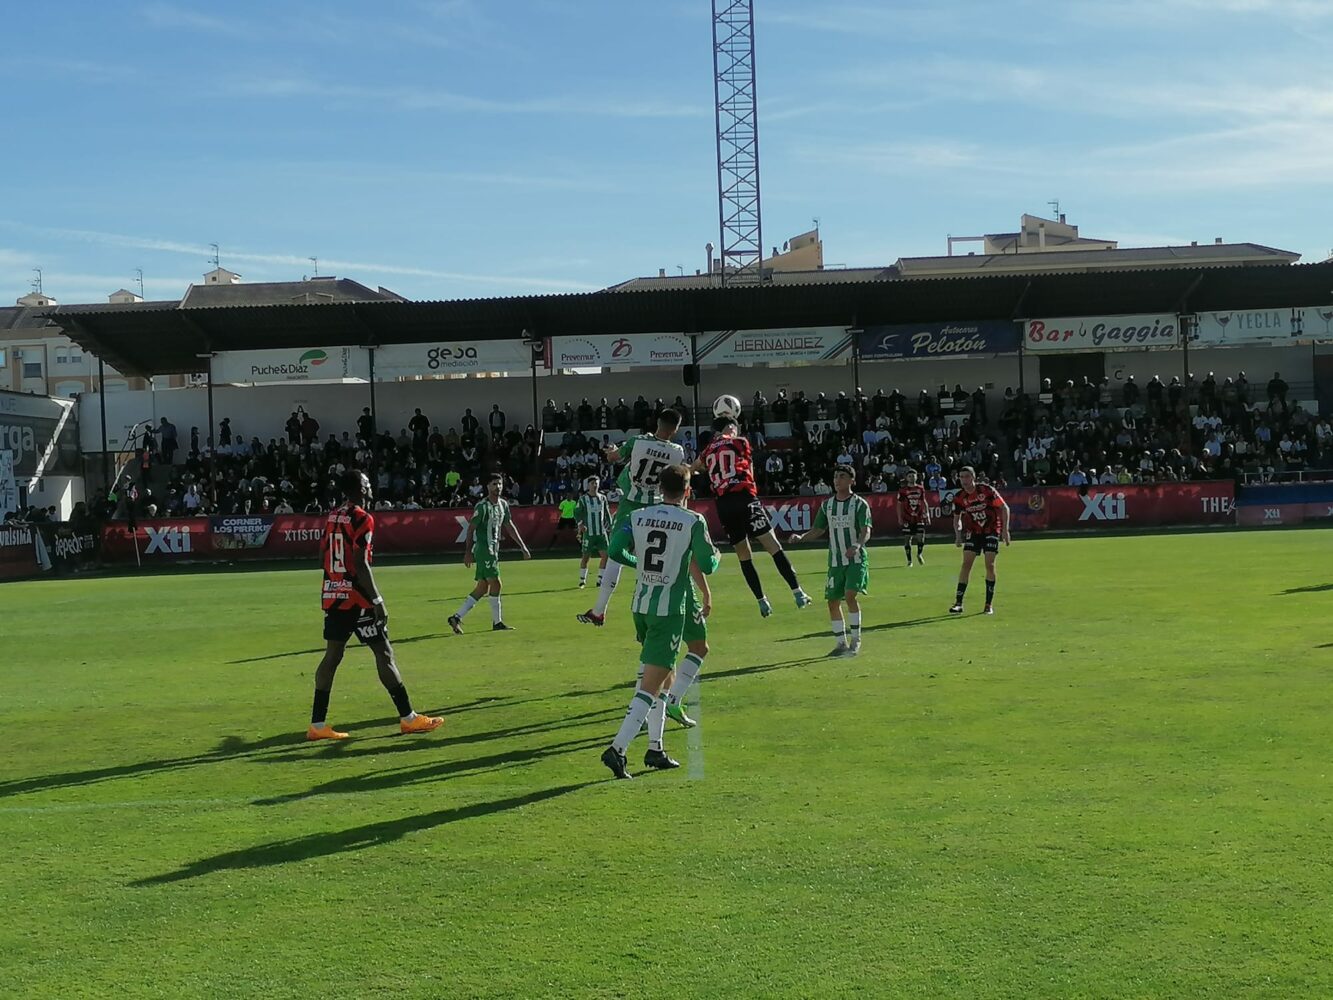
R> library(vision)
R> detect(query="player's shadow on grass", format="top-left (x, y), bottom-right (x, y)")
top-left (1279, 583), bottom-right (1333, 595)
top-left (258, 706), bottom-right (621, 765)
top-left (705, 655), bottom-right (824, 683)
top-left (426, 588), bottom-right (573, 602)
top-left (0, 714), bottom-right (440, 799)
top-left (228, 633), bottom-right (449, 664)
top-left (776, 614), bottom-right (954, 642)
top-left (253, 734), bottom-right (609, 805)
top-left (132, 781), bottom-right (598, 886)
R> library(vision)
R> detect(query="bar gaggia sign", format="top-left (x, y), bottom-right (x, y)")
top-left (1023, 314), bottom-right (1179, 353)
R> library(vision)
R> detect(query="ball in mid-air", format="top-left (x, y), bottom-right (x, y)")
top-left (712, 394), bottom-right (742, 420)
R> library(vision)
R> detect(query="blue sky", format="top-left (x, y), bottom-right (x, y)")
top-left (2, 0), bottom-right (1330, 304)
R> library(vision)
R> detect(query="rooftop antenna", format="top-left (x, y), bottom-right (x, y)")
top-left (812, 217), bottom-right (820, 230)
top-left (208, 243), bottom-right (221, 269)
top-left (30, 267), bottom-right (43, 295)
top-left (1047, 199), bottom-right (1061, 220)
top-left (134, 268), bottom-right (145, 298)
top-left (309, 256), bottom-right (319, 277)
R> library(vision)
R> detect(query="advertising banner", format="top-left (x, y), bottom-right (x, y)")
top-left (374, 341), bottom-right (533, 377)
top-left (45, 525), bottom-right (100, 569)
top-left (0, 391), bottom-right (80, 477)
top-left (548, 334), bottom-right (692, 369)
top-left (859, 320), bottom-right (1019, 361)
top-left (1191, 306), bottom-right (1333, 346)
top-left (1235, 482), bottom-right (1333, 526)
top-left (696, 327), bottom-right (853, 365)
top-left (1023, 314), bottom-right (1179, 353)
top-left (211, 515), bottom-right (276, 550)
top-left (0, 523), bottom-right (49, 580)
top-left (211, 347), bottom-right (369, 384)
top-left (95, 482), bottom-right (1235, 564)
top-left (0, 450), bottom-right (16, 516)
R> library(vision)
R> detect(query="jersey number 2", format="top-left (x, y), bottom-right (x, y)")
top-left (643, 529), bottom-right (669, 573)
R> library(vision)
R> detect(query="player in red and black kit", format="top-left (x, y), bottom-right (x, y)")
top-left (896, 469), bottom-right (931, 567)
top-left (694, 416), bottom-right (812, 617)
top-left (949, 466), bottom-right (1011, 616)
top-left (308, 469), bottom-right (444, 740)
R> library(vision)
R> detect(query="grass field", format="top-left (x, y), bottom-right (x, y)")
top-left (1, 529), bottom-right (1330, 998)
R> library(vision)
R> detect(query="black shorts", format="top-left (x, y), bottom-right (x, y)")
top-left (323, 607), bottom-right (389, 645)
top-left (716, 491), bottom-right (774, 546)
top-left (963, 533), bottom-right (1000, 555)
top-left (900, 522), bottom-right (927, 537)
top-left (557, 517), bottom-right (577, 529)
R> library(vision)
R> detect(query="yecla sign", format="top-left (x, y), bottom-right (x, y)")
top-left (1024, 314), bottom-right (1179, 353)
top-left (1191, 306), bottom-right (1333, 346)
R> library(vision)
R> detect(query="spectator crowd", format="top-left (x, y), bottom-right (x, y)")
top-left (105, 368), bottom-right (1325, 519)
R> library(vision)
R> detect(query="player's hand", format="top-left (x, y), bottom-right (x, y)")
top-left (463, 550), bottom-right (474, 567)
top-left (955, 535), bottom-right (964, 548)
top-left (788, 532), bottom-right (804, 544)
top-left (522, 548), bottom-right (533, 560)
top-left (1002, 530), bottom-right (1011, 546)
top-left (602, 445), bottom-right (618, 460)
top-left (372, 602), bottom-right (389, 625)
top-left (699, 602), bottom-right (712, 620)
top-left (847, 545), bottom-right (861, 561)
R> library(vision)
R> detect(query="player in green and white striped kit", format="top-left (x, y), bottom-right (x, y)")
top-left (449, 474), bottom-right (532, 633)
top-left (576, 475), bottom-right (611, 589)
top-left (577, 408), bottom-right (685, 627)
top-left (599, 464), bottom-right (719, 779)
top-left (790, 465), bottom-right (872, 657)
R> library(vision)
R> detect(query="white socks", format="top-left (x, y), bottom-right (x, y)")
top-left (489, 595), bottom-right (503, 625)
top-left (832, 619), bottom-right (847, 646)
top-left (579, 567), bottom-right (589, 585)
top-left (646, 697), bottom-right (666, 751)
top-left (456, 594), bottom-right (478, 620)
top-left (612, 684), bottom-right (655, 752)
top-left (848, 612), bottom-right (862, 645)
top-left (593, 561), bottom-right (622, 616)
top-left (667, 653), bottom-right (705, 705)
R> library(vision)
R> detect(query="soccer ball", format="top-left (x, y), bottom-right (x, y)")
top-left (712, 394), bottom-right (742, 420)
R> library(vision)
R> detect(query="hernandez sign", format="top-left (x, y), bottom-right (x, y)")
top-left (1024, 314), bottom-right (1179, 353)
top-left (696, 327), bottom-right (852, 365)
top-left (211, 347), bottom-right (369, 384)
top-left (97, 483), bottom-right (1234, 563)
top-left (1191, 306), bottom-right (1333, 346)
top-left (374, 340), bottom-right (533, 376)
top-left (859, 320), bottom-right (1018, 360)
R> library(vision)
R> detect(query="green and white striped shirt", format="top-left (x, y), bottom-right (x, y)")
top-left (576, 492), bottom-right (611, 537)
top-left (609, 503), bottom-right (719, 617)
top-left (615, 434), bottom-right (686, 505)
top-left (472, 497), bottom-right (511, 557)
top-left (814, 493), bottom-right (872, 568)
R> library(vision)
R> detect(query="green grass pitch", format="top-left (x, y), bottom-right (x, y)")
top-left (1, 530), bottom-right (1330, 998)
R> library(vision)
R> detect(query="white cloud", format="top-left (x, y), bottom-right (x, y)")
top-left (0, 222), bottom-right (600, 294)
top-left (231, 75), bottom-right (703, 119)
top-left (140, 2), bottom-right (255, 38)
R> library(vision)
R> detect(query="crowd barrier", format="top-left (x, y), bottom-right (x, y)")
top-left (97, 482), bottom-right (1237, 564)
top-left (1235, 482), bottom-right (1333, 527)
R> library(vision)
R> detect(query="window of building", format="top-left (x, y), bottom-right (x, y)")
top-left (21, 351), bottom-right (43, 379)
top-left (55, 348), bottom-right (68, 365)
top-left (0, 348), bottom-right (7, 367)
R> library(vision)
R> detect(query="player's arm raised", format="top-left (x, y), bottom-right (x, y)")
top-left (608, 521), bottom-right (637, 568)
top-left (789, 501), bottom-right (828, 545)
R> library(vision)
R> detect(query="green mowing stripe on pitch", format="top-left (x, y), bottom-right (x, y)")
top-left (0, 531), bottom-right (1331, 997)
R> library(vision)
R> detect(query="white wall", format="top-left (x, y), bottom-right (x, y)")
top-left (1101, 344), bottom-right (1311, 387)
top-left (26, 475), bottom-right (83, 519)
